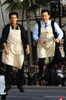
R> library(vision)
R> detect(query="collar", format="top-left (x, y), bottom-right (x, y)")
top-left (41, 20), bottom-right (51, 27)
top-left (10, 24), bottom-right (19, 29)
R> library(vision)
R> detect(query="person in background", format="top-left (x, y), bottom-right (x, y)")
top-left (57, 64), bottom-right (65, 86)
top-left (33, 9), bottom-right (63, 82)
top-left (1, 12), bottom-right (29, 92)
top-left (0, 67), bottom-right (7, 100)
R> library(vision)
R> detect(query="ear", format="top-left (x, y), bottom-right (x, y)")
top-left (49, 15), bottom-right (50, 18)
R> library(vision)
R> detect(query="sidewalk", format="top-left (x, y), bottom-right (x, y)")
top-left (0, 85), bottom-right (66, 100)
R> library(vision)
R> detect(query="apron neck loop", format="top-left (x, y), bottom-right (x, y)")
top-left (10, 24), bottom-right (20, 30)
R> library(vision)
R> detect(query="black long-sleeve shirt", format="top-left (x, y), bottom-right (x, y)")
top-left (1, 23), bottom-right (29, 47)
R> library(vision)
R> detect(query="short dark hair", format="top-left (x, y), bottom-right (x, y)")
top-left (41, 9), bottom-right (50, 15)
top-left (9, 12), bottom-right (18, 18)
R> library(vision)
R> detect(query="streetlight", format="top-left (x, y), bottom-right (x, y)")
top-left (58, 0), bottom-right (62, 28)
top-left (50, 0), bottom-right (62, 28)
top-left (25, 0), bottom-right (33, 65)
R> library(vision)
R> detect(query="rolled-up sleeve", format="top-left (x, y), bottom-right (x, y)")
top-left (33, 23), bottom-right (39, 41)
top-left (54, 22), bottom-right (63, 40)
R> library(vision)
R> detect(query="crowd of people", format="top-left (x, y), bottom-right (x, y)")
top-left (0, 59), bottom-right (66, 88)
top-left (23, 59), bottom-right (66, 86)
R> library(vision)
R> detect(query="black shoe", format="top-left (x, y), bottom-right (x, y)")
top-left (17, 86), bottom-right (24, 92)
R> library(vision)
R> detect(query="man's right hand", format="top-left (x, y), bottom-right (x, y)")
top-left (37, 38), bottom-right (44, 44)
top-left (4, 48), bottom-right (9, 54)
top-left (3, 43), bottom-right (9, 54)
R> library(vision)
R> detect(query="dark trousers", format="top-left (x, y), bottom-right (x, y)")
top-left (38, 58), bottom-right (45, 78)
top-left (1, 95), bottom-right (6, 100)
top-left (2, 63), bottom-right (24, 87)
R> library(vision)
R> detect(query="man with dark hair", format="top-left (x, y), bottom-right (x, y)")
top-left (9, 12), bottom-right (18, 18)
top-left (41, 9), bottom-right (50, 15)
top-left (33, 9), bottom-right (63, 83)
top-left (1, 12), bottom-right (30, 92)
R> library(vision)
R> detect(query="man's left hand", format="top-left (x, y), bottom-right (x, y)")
top-left (25, 45), bottom-right (30, 55)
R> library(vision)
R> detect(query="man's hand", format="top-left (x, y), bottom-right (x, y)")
top-left (4, 48), bottom-right (9, 54)
top-left (54, 38), bottom-right (60, 43)
top-left (3, 43), bottom-right (9, 54)
top-left (25, 44), bottom-right (30, 55)
top-left (37, 38), bottom-right (44, 44)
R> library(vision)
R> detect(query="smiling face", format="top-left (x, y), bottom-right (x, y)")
top-left (41, 12), bottom-right (50, 23)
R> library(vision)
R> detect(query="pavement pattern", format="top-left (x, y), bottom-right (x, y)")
top-left (0, 85), bottom-right (66, 100)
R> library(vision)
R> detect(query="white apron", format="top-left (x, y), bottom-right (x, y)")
top-left (37, 24), bottom-right (55, 58)
top-left (2, 26), bottom-right (24, 69)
